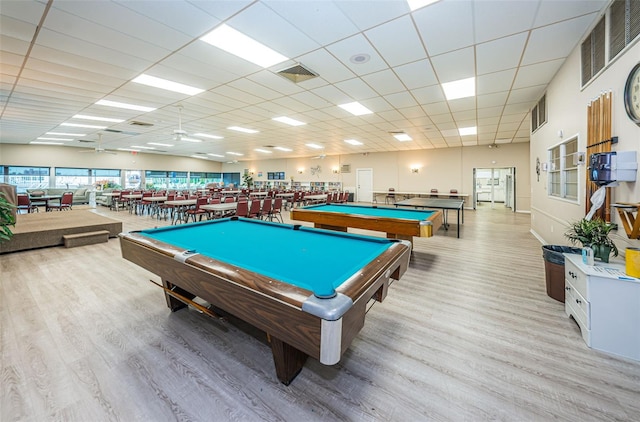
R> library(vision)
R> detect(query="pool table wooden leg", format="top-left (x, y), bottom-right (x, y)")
top-left (268, 335), bottom-right (309, 385)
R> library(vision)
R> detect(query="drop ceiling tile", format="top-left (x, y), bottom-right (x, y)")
top-left (477, 69), bottom-right (517, 95)
top-left (507, 85), bottom-right (546, 104)
top-left (326, 34), bottom-right (388, 76)
top-left (335, 1), bottom-right (408, 30)
top-left (393, 59), bottom-right (438, 90)
top-left (383, 91), bottom-right (418, 109)
top-left (448, 97), bottom-right (476, 113)
top-left (534, 1), bottom-right (606, 27)
top-left (413, 0), bottom-right (474, 56)
top-left (476, 32), bottom-right (528, 75)
top-left (362, 69), bottom-right (405, 96)
top-left (422, 102), bottom-right (449, 115)
top-left (0, 15), bottom-right (37, 43)
top-left (430, 47), bottom-right (475, 83)
top-left (335, 77), bottom-right (379, 100)
top-left (477, 92), bottom-right (509, 108)
top-left (264, 0), bottom-right (359, 45)
top-left (473, 0), bottom-right (538, 43)
top-left (513, 59), bottom-right (564, 89)
top-left (522, 14), bottom-right (596, 65)
top-left (365, 15), bottom-right (426, 67)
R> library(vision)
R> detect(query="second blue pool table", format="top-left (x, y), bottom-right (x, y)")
top-left (119, 217), bottom-right (411, 384)
top-left (291, 203), bottom-right (443, 245)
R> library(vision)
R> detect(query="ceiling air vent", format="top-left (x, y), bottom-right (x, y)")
top-left (78, 139), bottom-right (95, 143)
top-left (277, 63), bottom-right (318, 83)
top-left (129, 121), bottom-right (154, 127)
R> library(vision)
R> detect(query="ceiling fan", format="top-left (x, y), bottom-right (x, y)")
top-left (79, 133), bottom-right (117, 154)
top-left (171, 104), bottom-right (199, 142)
top-left (311, 154), bottom-right (326, 160)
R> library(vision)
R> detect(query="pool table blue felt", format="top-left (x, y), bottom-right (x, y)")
top-left (138, 217), bottom-right (398, 298)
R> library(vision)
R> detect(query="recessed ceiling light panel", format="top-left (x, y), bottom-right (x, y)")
top-left (95, 100), bottom-right (156, 112)
top-left (338, 101), bottom-right (373, 116)
top-left (273, 116), bottom-right (306, 126)
top-left (132, 74), bottom-right (204, 96)
top-left (442, 77), bottom-right (475, 100)
top-left (228, 126), bottom-right (258, 134)
top-left (458, 126), bottom-right (477, 136)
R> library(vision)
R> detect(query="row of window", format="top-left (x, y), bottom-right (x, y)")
top-left (582, 0), bottom-right (640, 86)
top-left (0, 166), bottom-right (240, 192)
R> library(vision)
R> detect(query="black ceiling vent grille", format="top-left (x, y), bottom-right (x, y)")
top-left (277, 63), bottom-right (318, 83)
top-left (129, 121), bottom-right (154, 127)
top-left (78, 139), bottom-right (95, 143)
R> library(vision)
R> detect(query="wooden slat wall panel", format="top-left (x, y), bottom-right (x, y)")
top-left (586, 91), bottom-right (613, 221)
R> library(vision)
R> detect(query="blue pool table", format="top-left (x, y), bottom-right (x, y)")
top-left (291, 203), bottom-right (443, 245)
top-left (119, 217), bottom-right (411, 384)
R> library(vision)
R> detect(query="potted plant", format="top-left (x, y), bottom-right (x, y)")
top-left (565, 217), bottom-right (618, 262)
top-left (242, 173), bottom-right (254, 188)
top-left (0, 192), bottom-right (16, 243)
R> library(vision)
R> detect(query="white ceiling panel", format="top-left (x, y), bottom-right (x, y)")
top-left (365, 15), bottom-right (425, 67)
top-left (325, 34), bottom-right (388, 76)
top-left (264, 0), bottom-right (359, 45)
top-left (522, 14), bottom-right (597, 65)
top-left (393, 59), bottom-right (437, 90)
top-left (1, 1), bottom-right (607, 158)
top-left (430, 47), bottom-right (475, 83)
top-left (473, 0), bottom-right (538, 43)
top-left (413, 0), bottom-right (474, 56)
top-left (476, 32), bottom-right (528, 75)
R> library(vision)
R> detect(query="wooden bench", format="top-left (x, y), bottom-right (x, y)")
top-left (63, 230), bottom-right (110, 248)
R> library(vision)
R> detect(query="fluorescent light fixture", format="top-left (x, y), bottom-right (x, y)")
top-left (306, 143), bottom-right (324, 149)
top-left (132, 74), bottom-right (204, 96)
top-left (255, 148), bottom-right (272, 154)
top-left (130, 145), bottom-right (155, 150)
top-left (393, 133), bottom-right (412, 142)
top-left (207, 153), bottom-right (225, 158)
top-left (228, 126), bottom-right (258, 134)
top-left (200, 24), bottom-right (288, 68)
top-left (226, 151), bottom-right (244, 156)
top-left (193, 133), bottom-right (223, 139)
top-left (95, 100), bottom-right (156, 112)
top-left (117, 148), bottom-right (141, 152)
top-left (46, 132), bottom-right (86, 136)
top-left (37, 137), bottom-right (73, 141)
top-left (61, 123), bottom-right (108, 129)
top-left (458, 126), bottom-right (477, 136)
top-left (338, 101), bottom-right (373, 116)
top-left (179, 137), bottom-right (203, 143)
top-left (274, 146), bottom-right (292, 152)
top-left (273, 116), bottom-right (306, 126)
top-left (30, 141), bottom-right (64, 145)
top-left (191, 155), bottom-right (209, 160)
top-left (344, 139), bottom-right (363, 145)
top-left (147, 142), bottom-right (174, 147)
top-left (407, 0), bottom-right (440, 12)
top-left (442, 77), bottom-right (475, 100)
top-left (73, 114), bottom-right (125, 123)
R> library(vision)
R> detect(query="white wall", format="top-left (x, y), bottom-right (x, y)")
top-left (530, 40), bottom-right (640, 253)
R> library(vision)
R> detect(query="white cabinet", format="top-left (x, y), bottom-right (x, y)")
top-left (564, 253), bottom-right (640, 361)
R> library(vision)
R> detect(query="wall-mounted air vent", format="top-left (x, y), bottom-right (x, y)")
top-left (277, 64), bottom-right (318, 83)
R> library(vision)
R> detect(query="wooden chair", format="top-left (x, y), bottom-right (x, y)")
top-left (47, 192), bottom-right (73, 211)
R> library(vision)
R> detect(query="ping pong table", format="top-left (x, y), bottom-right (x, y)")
top-left (394, 198), bottom-right (465, 238)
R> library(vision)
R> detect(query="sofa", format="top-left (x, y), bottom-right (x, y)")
top-left (95, 188), bottom-right (117, 207)
top-left (27, 188), bottom-right (92, 205)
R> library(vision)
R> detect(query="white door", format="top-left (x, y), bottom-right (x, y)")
top-left (356, 168), bottom-right (373, 202)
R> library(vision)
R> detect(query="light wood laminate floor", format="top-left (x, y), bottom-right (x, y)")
top-left (2, 204), bottom-right (639, 421)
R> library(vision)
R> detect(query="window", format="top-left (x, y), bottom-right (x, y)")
top-left (548, 137), bottom-right (579, 201)
top-left (0, 166), bottom-right (50, 192)
top-left (531, 94), bottom-right (547, 133)
top-left (582, 0), bottom-right (640, 86)
top-left (56, 167), bottom-right (121, 189)
top-left (189, 172), bottom-right (222, 188)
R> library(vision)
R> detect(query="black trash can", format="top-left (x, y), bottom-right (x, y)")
top-left (542, 245), bottom-right (581, 302)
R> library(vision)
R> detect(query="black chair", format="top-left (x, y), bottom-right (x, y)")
top-left (385, 188), bottom-right (396, 204)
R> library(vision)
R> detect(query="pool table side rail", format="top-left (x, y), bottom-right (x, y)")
top-left (291, 207), bottom-right (443, 237)
top-left (118, 232), bottom-right (411, 364)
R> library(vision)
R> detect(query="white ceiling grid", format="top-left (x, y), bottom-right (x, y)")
top-left (0, 0), bottom-right (607, 161)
